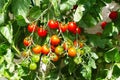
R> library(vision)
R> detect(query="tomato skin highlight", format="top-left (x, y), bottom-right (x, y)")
top-left (50, 35), bottom-right (60, 46)
top-left (68, 47), bottom-right (76, 57)
top-left (37, 28), bottom-right (47, 37)
top-left (68, 22), bottom-right (77, 33)
top-left (32, 45), bottom-right (42, 54)
top-left (109, 11), bottom-right (118, 20)
top-left (48, 20), bottom-right (59, 29)
top-left (27, 24), bottom-right (37, 32)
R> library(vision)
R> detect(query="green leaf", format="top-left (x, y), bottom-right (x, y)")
top-left (0, 12), bottom-right (5, 25)
top-left (11, 0), bottom-right (30, 22)
top-left (4, 49), bottom-right (14, 63)
top-left (60, 0), bottom-right (78, 11)
top-left (0, 43), bottom-right (9, 55)
top-left (27, 6), bottom-right (41, 22)
top-left (83, 13), bottom-right (97, 27)
top-left (88, 58), bottom-right (97, 69)
top-left (91, 52), bottom-right (98, 60)
top-left (73, 5), bottom-right (85, 22)
top-left (16, 15), bottom-right (27, 26)
top-left (68, 59), bottom-right (76, 75)
top-left (49, 0), bottom-right (60, 17)
top-left (104, 48), bottom-right (119, 63)
top-left (114, 51), bottom-right (120, 63)
top-left (103, 23), bottom-right (118, 37)
top-left (0, 56), bottom-right (4, 64)
top-left (88, 35), bottom-right (107, 48)
top-left (0, 24), bottom-right (13, 44)
top-left (81, 65), bottom-right (92, 80)
top-left (0, 0), bottom-right (12, 12)
top-left (113, 64), bottom-right (120, 78)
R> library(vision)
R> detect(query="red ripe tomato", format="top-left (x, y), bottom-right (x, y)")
top-left (68, 22), bottom-right (77, 33)
top-left (23, 37), bottom-right (32, 46)
top-left (59, 23), bottom-right (68, 32)
top-left (32, 45), bottom-right (42, 54)
top-left (48, 20), bottom-right (59, 29)
top-left (101, 21), bottom-right (107, 29)
top-left (50, 35), bottom-right (60, 46)
top-left (27, 24), bottom-right (37, 32)
top-left (109, 11), bottom-right (118, 20)
top-left (74, 27), bottom-right (81, 34)
top-left (41, 45), bottom-right (50, 55)
top-left (37, 27), bottom-right (47, 37)
top-left (68, 47), bottom-right (76, 57)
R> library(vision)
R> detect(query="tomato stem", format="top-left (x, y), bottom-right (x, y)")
top-left (12, 45), bottom-right (20, 55)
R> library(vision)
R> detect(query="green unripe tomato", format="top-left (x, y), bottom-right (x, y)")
top-left (31, 54), bottom-right (40, 63)
top-left (29, 62), bottom-right (37, 70)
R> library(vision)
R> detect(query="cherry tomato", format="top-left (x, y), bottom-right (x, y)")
top-left (51, 53), bottom-right (59, 62)
top-left (32, 45), bottom-right (42, 54)
top-left (51, 45), bottom-right (56, 52)
top-left (63, 40), bottom-right (72, 50)
top-left (48, 20), bottom-right (59, 29)
top-left (74, 57), bottom-right (82, 64)
top-left (37, 27), bottom-right (47, 37)
top-left (27, 23), bottom-right (37, 32)
top-left (41, 45), bottom-right (50, 55)
top-left (73, 40), bottom-right (84, 48)
top-left (74, 27), bottom-right (82, 34)
top-left (29, 62), bottom-right (37, 70)
top-left (101, 21), bottom-right (107, 29)
top-left (55, 46), bottom-right (64, 55)
top-left (68, 47), bottom-right (76, 57)
top-left (109, 11), bottom-right (118, 20)
top-left (41, 55), bottom-right (49, 64)
top-left (68, 22), bottom-right (77, 33)
top-left (31, 54), bottom-right (40, 63)
top-left (50, 35), bottom-right (60, 46)
top-left (23, 37), bottom-right (32, 46)
top-left (22, 51), bottom-right (30, 57)
top-left (59, 23), bottom-right (68, 32)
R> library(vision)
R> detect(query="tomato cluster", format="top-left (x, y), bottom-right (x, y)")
top-left (22, 20), bottom-right (85, 70)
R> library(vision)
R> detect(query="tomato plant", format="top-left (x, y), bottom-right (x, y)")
top-left (0, 0), bottom-right (120, 80)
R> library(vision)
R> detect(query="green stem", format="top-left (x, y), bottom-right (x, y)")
top-left (12, 45), bottom-right (20, 55)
